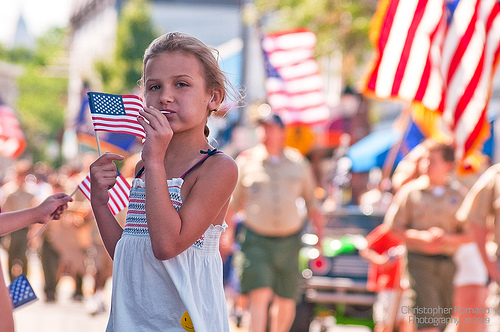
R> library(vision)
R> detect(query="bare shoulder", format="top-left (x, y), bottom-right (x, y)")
top-left (210, 152), bottom-right (238, 178)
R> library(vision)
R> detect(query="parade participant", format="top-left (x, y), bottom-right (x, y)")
top-left (90, 32), bottom-right (238, 331)
top-left (385, 139), bottom-right (469, 332)
top-left (226, 108), bottom-right (324, 332)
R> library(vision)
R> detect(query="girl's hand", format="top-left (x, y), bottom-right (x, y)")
top-left (90, 152), bottom-right (125, 207)
top-left (137, 106), bottom-right (173, 165)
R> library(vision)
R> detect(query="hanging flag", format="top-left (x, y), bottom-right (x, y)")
top-left (88, 92), bottom-right (146, 140)
top-left (440, 0), bottom-right (500, 163)
top-left (78, 172), bottom-right (131, 215)
top-left (362, 0), bottom-right (445, 109)
top-left (0, 104), bottom-right (26, 159)
top-left (262, 28), bottom-right (329, 126)
top-left (75, 90), bottom-right (140, 157)
top-left (362, 0), bottom-right (500, 170)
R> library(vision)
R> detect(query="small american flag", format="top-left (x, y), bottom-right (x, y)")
top-left (78, 172), bottom-right (131, 215)
top-left (88, 92), bottom-right (146, 140)
top-left (9, 274), bottom-right (37, 309)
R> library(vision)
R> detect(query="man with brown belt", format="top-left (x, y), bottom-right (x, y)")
top-left (225, 107), bottom-right (324, 332)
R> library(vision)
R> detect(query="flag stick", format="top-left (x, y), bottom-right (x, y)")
top-left (95, 131), bottom-right (102, 156)
top-left (380, 105), bottom-right (412, 190)
top-left (34, 185), bottom-right (81, 237)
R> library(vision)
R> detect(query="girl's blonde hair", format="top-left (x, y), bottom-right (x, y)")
top-left (140, 32), bottom-right (237, 138)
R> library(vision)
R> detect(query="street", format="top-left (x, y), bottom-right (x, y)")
top-left (3, 248), bottom-right (373, 332)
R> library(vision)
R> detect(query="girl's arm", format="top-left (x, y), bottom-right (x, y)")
top-left (89, 152), bottom-right (126, 259)
top-left (146, 154), bottom-right (238, 260)
top-left (0, 193), bottom-right (72, 236)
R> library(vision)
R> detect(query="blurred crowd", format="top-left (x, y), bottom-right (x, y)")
top-left (0, 152), bottom-right (139, 316)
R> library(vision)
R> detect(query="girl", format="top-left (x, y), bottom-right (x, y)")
top-left (90, 32), bottom-right (238, 331)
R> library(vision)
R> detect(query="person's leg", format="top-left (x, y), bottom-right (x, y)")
top-left (248, 287), bottom-right (274, 332)
top-left (269, 295), bottom-right (296, 332)
top-left (407, 254), bottom-right (442, 332)
top-left (8, 228), bottom-right (29, 281)
top-left (454, 285), bottom-right (488, 332)
top-left (41, 238), bottom-right (60, 302)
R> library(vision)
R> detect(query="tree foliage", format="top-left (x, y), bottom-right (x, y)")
top-left (252, 0), bottom-right (378, 81)
top-left (96, 0), bottom-right (159, 93)
top-left (0, 28), bottom-right (68, 166)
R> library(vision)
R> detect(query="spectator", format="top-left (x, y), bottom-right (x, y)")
top-left (0, 160), bottom-right (35, 282)
top-left (0, 192), bottom-right (72, 332)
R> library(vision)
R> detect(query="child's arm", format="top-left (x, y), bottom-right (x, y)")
top-left (145, 154), bottom-right (238, 260)
top-left (0, 193), bottom-right (72, 236)
top-left (90, 152), bottom-right (126, 259)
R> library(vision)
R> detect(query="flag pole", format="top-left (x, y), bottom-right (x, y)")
top-left (94, 131), bottom-right (102, 156)
top-left (380, 105), bottom-right (412, 191)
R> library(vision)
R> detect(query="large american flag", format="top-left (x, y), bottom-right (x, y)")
top-left (78, 172), bottom-right (131, 215)
top-left (362, 0), bottom-right (500, 165)
top-left (262, 28), bottom-right (330, 126)
top-left (88, 92), bottom-right (146, 140)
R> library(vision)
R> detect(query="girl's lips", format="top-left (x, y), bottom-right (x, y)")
top-left (161, 110), bottom-right (173, 115)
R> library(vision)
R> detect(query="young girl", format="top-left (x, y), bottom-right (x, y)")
top-left (89, 32), bottom-right (238, 331)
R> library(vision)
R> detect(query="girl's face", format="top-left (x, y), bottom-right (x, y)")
top-left (143, 51), bottom-right (219, 134)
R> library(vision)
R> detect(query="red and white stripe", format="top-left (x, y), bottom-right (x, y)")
top-left (363, 0), bottom-right (500, 162)
top-left (441, 0), bottom-right (500, 160)
top-left (78, 173), bottom-right (131, 215)
top-left (0, 105), bottom-right (26, 158)
top-left (90, 94), bottom-right (146, 140)
top-left (363, 0), bottom-right (445, 108)
top-left (262, 28), bottom-right (330, 125)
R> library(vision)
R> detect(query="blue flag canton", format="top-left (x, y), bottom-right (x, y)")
top-left (9, 274), bottom-right (37, 308)
top-left (88, 92), bottom-right (126, 115)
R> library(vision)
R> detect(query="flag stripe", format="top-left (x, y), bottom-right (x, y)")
top-left (88, 92), bottom-right (146, 140)
top-left (391, 0), bottom-right (427, 95)
top-left (363, 0), bottom-right (500, 168)
top-left (77, 173), bottom-right (130, 215)
top-left (262, 28), bottom-right (329, 126)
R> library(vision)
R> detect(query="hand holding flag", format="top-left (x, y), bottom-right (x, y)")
top-left (78, 172), bottom-right (131, 216)
top-left (35, 170), bottom-right (131, 237)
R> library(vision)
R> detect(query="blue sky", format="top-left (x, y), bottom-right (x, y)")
top-left (0, 0), bottom-right (72, 45)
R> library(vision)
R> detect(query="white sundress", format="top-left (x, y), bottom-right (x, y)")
top-left (106, 157), bottom-right (230, 331)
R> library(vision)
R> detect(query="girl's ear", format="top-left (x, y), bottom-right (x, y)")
top-left (208, 88), bottom-right (224, 111)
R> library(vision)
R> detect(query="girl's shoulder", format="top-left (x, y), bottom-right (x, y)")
top-left (206, 151), bottom-right (238, 174)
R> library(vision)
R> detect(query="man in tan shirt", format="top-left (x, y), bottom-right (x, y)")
top-left (385, 139), bottom-right (469, 332)
top-left (456, 163), bottom-right (500, 282)
top-left (226, 110), bottom-right (324, 332)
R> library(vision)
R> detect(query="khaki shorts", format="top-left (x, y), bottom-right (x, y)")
top-left (235, 227), bottom-right (303, 300)
top-left (407, 253), bottom-right (456, 330)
